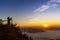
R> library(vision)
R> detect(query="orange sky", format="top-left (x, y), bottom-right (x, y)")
top-left (17, 21), bottom-right (60, 28)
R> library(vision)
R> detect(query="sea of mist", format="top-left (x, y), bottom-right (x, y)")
top-left (23, 30), bottom-right (60, 40)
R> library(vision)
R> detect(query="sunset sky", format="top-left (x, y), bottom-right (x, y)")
top-left (0, 0), bottom-right (60, 27)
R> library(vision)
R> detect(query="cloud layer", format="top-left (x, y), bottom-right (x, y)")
top-left (28, 0), bottom-right (60, 22)
top-left (34, 0), bottom-right (60, 13)
top-left (50, 0), bottom-right (60, 3)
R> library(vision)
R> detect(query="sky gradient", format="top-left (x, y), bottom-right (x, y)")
top-left (0, 0), bottom-right (60, 27)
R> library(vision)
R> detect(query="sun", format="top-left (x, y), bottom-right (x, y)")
top-left (43, 24), bottom-right (48, 28)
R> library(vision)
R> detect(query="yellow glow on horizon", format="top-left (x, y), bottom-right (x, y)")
top-left (43, 24), bottom-right (48, 28)
top-left (17, 22), bottom-right (60, 27)
top-left (16, 20), bottom-right (60, 28)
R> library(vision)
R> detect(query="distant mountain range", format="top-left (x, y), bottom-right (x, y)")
top-left (20, 26), bottom-right (60, 33)
top-left (21, 27), bottom-right (46, 33)
top-left (48, 27), bottom-right (60, 31)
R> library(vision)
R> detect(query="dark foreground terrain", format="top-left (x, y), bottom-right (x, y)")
top-left (0, 17), bottom-right (33, 40)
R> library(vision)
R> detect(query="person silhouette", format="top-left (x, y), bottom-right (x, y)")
top-left (7, 17), bottom-right (12, 25)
